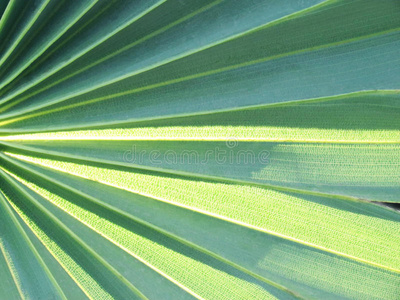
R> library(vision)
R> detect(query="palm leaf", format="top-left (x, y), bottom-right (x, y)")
top-left (0, 0), bottom-right (399, 299)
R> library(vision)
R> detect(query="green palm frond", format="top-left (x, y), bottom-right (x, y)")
top-left (0, 1), bottom-right (399, 299)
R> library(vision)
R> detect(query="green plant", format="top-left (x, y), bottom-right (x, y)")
top-left (0, 0), bottom-right (399, 299)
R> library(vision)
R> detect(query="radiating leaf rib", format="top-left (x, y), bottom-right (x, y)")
top-left (0, 148), bottom-right (307, 298)
top-left (0, 0), bottom-right (51, 69)
top-left (13, 212), bottom-right (90, 300)
top-left (1, 90), bottom-right (399, 140)
top-left (0, 189), bottom-right (66, 299)
top-left (0, 0), bottom-right (99, 91)
top-left (0, 0), bottom-right (219, 112)
top-left (0, 240), bottom-right (24, 300)
top-left (3, 170), bottom-right (201, 300)
top-left (0, 239), bottom-right (22, 300)
top-left (0, 1), bottom-right (26, 57)
top-left (0, 1), bottom-right (399, 298)
top-left (1, 28), bottom-right (399, 129)
top-left (0, 91), bottom-right (398, 203)
top-left (3, 151), bottom-right (400, 300)
top-left (0, 0), bottom-right (13, 32)
top-left (1, 136), bottom-right (398, 203)
top-left (0, 0), bottom-right (329, 117)
top-left (0, 0), bottom-right (67, 81)
top-left (1, 152), bottom-right (296, 300)
top-left (1, 149), bottom-right (400, 299)
top-left (0, 168), bottom-right (147, 300)
top-left (0, 0), bottom-right (166, 106)
top-left (1, 0), bottom-right (400, 122)
top-left (3, 151), bottom-right (400, 275)
top-left (0, 1), bottom-right (9, 20)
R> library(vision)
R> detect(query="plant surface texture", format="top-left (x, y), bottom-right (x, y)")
top-left (0, 1), bottom-right (399, 299)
